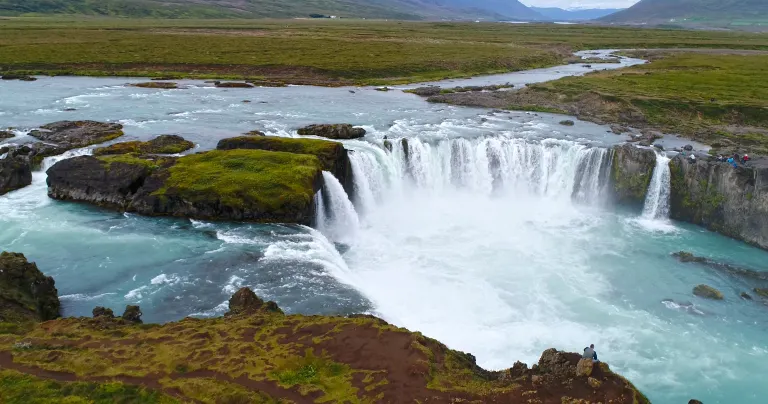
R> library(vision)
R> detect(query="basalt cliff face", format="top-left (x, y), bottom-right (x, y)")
top-left (670, 156), bottom-right (768, 249)
top-left (610, 144), bottom-right (656, 206)
top-left (0, 250), bottom-right (650, 404)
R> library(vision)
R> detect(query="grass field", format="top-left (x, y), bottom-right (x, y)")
top-left (524, 52), bottom-right (768, 153)
top-left (1, 18), bottom-right (768, 85)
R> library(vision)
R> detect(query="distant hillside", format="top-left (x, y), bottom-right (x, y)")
top-left (0, 0), bottom-right (543, 20)
top-left (601, 0), bottom-right (768, 23)
top-left (532, 7), bottom-right (623, 21)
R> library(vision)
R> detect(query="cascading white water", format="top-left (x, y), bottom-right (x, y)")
top-left (316, 171), bottom-right (360, 243)
top-left (641, 151), bottom-right (672, 220)
top-left (348, 135), bottom-right (612, 204)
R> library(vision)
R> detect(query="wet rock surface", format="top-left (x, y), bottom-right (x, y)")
top-left (0, 149), bottom-right (32, 195)
top-left (131, 82), bottom-right (178, 89)
top-left (610, 144), bottom-right (656, 206)
top-left (297, 123), bottom-right (366, 140)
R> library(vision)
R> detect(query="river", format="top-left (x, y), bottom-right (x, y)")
top-left (1, 51), bottom-right (766, 403)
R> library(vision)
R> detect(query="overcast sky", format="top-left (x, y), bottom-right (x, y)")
top-left (521, 0), bottom-right (638, 9)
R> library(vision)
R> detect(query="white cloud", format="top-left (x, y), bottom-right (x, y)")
top-left (521, 0), bottom-right (639, 9)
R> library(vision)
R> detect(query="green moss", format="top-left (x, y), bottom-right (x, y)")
top-left (217, 136), bottom-right (343, 172)
top-left (152, 149), bottom-right (321, 213)
top-left (94, 137), bottom-right (194, 156)
top-left (611, 151), bottom-right (652, 203)
top-left (96, 155), bottom-right (159, 171)
top-left (427, 349), bottom-right (518, 396)
top-left (271, 349), bottom-right (356, 401)
top-left (0, 369), bottom-right (177, 404)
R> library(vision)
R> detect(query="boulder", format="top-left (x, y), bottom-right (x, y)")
top-left (297, 124), bottom-right (366, 140)
top-left (683, 144), bottom-right (694, 151)
top-left (0, 153), bottom-right (32, 195)
top-left (537, 348), bottom-right (577, 378)
top-left (0, 130), bottom-right (13, 139)
top-left (226, 287), bottom-right (263, 315)
top-left (47, 150), bottom-right (323, 224)
top-left (93, 135), bottom-right (194, 156)
top-left (244, 130), bottom-right (265, 136)
top-left (559, 120), bottom-right (575, 126)
top-left (215, 82), bottom-right (253, 88)
top-left (610, 144), bottom-right (656, 206)
top-left (693, 284), bottom-right (724, 300)
top-left (1, 74), bottom-right (36, 81)
top-left (754, 288), bottom-right (768, 298)
top-left (672, 251), bottom-right (706, 263)
top-left (688, 400), bottom-right (703, 404)
top-left (131, 82), bottom-right (178, 89)
top-left (216, 135), bottom-right (354, 196)
top-left (0, 252), bottom-right (60, 324)
top-left (740, 292), bottom-right (753, 300)
top-left (576, 358), bottom-right (594, 377)
top-left (587, 376), bottom-right (601, 388)
top-left (408, 86), bottom-right (442, 97)
top-left (92, 307), bottom-right (115, 318)
top-left (226, 287), bottom-right (282, 316)
top-left (121, 305), bottom-right (142, 323)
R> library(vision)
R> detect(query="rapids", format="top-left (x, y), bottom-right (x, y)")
top-left (1, 52), bottom-right (767, 403)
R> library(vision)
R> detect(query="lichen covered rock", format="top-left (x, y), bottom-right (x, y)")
top-left (93, 135), bottom-right (194, 156)
top-left (121, 305), bottom-right (142, 323)
top-left (0, 252), bottom-right (59, 325)
top-left (131, 82), bottom-right (178, 89)
top-left (693, 284), bottom-right (724, 300)
top-left (92, 307), bottom-right (114, 318)
top-left (297, 124), bottom-right (366, 140)
top-left (576, 358), bottom-right (594, 377)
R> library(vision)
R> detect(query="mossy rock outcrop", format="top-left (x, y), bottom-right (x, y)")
top-left (610, 144), bottom-right (656, 206)
top-left (0, 286), bottom-right (649, 403)
top-left (93, 135), bottom-right (194, 156)
top-left (0, 130), bottom-right (14, 139)
top-left (216, 135), bottom-right (354, 197)
top-left (669, 155), bottom-right (768, 249)
top-left (131, 82), bottom-right (178, 89)
top-left (297, 124), bottom-right (366, 140)
top-left (693, 284), bottom-right (724, 300)
top-left (0, 252), bottom-right (59, 329)
top-left (46, 149), bottom-right (323, 224)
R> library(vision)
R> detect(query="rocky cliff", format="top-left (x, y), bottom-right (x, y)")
top-left (0, 152), bottom-right (32, 196)
top-left (670, 155), bottom-right (768, 249)
top-left (0, 252), bottom-right (59, 329)
top-left (46, 150), bottom-right (323, 224)
top-left (610, 144), bottom-right (657, 206)
top-left (0, 273), bottom-right (650, 403)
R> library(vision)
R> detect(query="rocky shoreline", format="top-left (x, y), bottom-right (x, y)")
top-left (0, 251), bottom-right (650, 404)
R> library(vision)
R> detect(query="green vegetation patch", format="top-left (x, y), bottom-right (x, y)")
top-left (96, 154), bottom-right (160, 171)
top-left (153, 149), bottom-right (322, 212)
top-left (217, 136), bottom-right (344, 171)
top-left (272, 349), bottom-right (356, 400)
top-left (0, 369), bottom-right (177, 404)
top-left (94, 136), bottom-right (194, 156)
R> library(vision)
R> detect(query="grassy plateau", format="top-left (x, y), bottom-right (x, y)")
top-left (2, 18), bottom-right (768, 85)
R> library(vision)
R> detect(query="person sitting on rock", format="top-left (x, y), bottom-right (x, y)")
top-left (688, 154), bottom-right (696, 163)
top-left (583, 344), bottom-right (598, 363)
top-left (742, 154), bottom-right (750, 164)
top-left (727, 156), bottom-right (737, 168)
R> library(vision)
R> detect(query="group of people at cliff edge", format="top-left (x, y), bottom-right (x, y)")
top-left (715, 152), bottom-right (750, 168)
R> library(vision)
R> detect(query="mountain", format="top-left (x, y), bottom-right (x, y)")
top-left (601, 0), bottom-right (768, 23)
top-left (531, 7), bottom-right (624, 21)
top-left (0, 0), bottom-right (543, 20)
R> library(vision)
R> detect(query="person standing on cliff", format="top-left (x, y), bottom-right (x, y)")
top-left (583, 344), bottom-right (598, 362)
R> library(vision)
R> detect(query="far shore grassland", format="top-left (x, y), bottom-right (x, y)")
top-left (1, 18), bottom-right (768, 85)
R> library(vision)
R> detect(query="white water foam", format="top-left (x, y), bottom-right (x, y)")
top-left (642, 151), bottom-right (672, 220)
top-left (316, 171), bottom-right (359, 243)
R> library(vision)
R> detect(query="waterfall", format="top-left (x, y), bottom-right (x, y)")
top-left (316, 171), bottom-right (360, 243)
top-left (642, 151), bottom-right (671, 220)
top-left (347, 135), bottom-right (612, 204)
